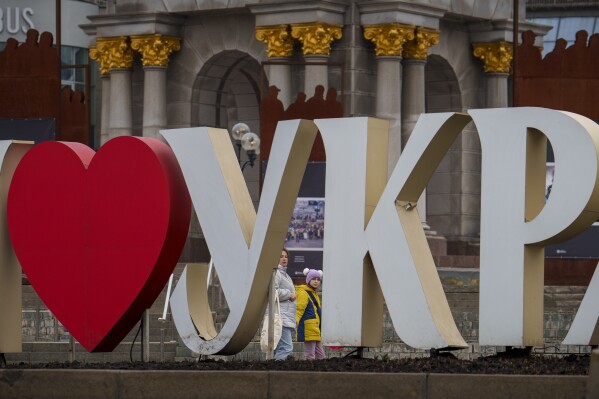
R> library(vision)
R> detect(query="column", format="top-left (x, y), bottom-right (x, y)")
top-left (255, 25), bottom-right (294, 108)
top-left (402, 27), bottom-right (440, 229)
top-left (131, 34), bottom-right (181, 140)
top-left (363, 23), bottom-right (415, 177)
top-left (99, 36), bottom-right (134, 140)
top-left (472, 41), bottom-right (512, 108)
top-left (89, 44), bottom-right (111, 146)
top-left (291, 22), bottom-right (342, 93)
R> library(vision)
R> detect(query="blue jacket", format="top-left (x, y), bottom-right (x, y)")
top-left (295, 284), bottom-right (321, 342)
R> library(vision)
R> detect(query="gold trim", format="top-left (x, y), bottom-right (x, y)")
top-left (363, 23), bottom-right (415, 57)
top-left (255, 25), bottom-right (294, 58)
top-left (95, 36), bottom-right (134, 70)
top-left (291, 22), bottom-right (343, 56)
top-left (89, 45), bottom-right (110, 75)
top-left (472, 41), bottom-right (513, 73)
top-left (130, 34), bottom-right (181, 67)
top-left (403, 27), bottom-right (440, 60)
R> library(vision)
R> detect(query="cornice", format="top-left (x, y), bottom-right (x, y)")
top-left (81, 12), bottom-right (185, 38)
top-left (249, 0), bottom-right (347, 26)
top-left (358, 0), bottom-right (445, 29)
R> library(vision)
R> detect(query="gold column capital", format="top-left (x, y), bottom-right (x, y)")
top-left (290, 22), bottom-right (342, 56)
top-left (255, 25), bottom-right (294, 58)
top-left (403, 27), bottom-right (440, 60)
top-left (89, 45), bottom-right (111, 75)
top-left (472, 41), bottom-right (513, 73)
top-left (130, 34), bottom-right (181, 67)
top-left (96, 36), bottom-right (133, 70)
top-left (363, 23), bottom-right (415, 57)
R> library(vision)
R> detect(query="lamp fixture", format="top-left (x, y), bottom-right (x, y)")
top-left (231, 123), bottom-right (261, 172)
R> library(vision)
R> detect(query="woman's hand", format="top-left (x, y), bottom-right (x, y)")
top-left (289, 293), bottom-right (296, 301)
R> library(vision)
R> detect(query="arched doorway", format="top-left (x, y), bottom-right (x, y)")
top-left (425, 54), bottom-right (480, 253)
top-left (191, 50), bottom-right (263, 205)
top-left (183, 51), bottom-right (264, 329)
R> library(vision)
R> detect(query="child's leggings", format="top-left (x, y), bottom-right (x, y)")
top-left (304, 341), bottom-right (326, 360)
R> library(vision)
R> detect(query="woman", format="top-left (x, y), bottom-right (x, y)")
top-left (273, 248), bottom-right (296, 360)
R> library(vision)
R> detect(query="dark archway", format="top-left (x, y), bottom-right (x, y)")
top-left (425, 55), bottom-right (480, 253)
top-left (191, 50), bottom-right (262, 133)
top-left (190, 50), bottom-right (263, 199)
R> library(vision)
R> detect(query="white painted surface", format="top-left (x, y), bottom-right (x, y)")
top-left (163, 109), bottom-right (599, 353)
top-left (162, 120), bottom-right (317, 354)
top-left (317, 115), bottom-right (468, 349)
top-left (472, 108), bottom-right (599, 346)
top-left (169, 266), bottom-right (202, 353)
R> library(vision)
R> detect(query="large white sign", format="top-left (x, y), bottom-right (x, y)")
top-left (162, 108), bottom-right (599, 355)
top-left (163, 120), bottom-right (318, 354)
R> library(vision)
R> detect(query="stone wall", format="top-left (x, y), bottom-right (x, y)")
top-left (204, 283), bottom-right (591, 362)
top-left (6, 265), bottom-right (592, 364)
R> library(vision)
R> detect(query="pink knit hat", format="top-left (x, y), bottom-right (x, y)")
top-left (303, 268), bottom-right (323, 284)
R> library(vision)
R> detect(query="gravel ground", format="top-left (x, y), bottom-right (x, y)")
top-left (6, 354), bottom-right (590, 375)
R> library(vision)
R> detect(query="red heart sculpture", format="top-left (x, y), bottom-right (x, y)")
top-left (7, 137), bottom-right (191, 352)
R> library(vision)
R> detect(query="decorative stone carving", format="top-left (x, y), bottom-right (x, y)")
top-left (89, 45), bottom-right (111, 75)
top-left (403, 27), bottom-right (440, 60)
top-left (130, 34), bottom-right (181, 67)
top-left (95, 36), bottom-right (133, 70)
top-left (255, 25), bottom-right (294, 58)
top-left (473, 41), bottom-right (513, 73)
top-left (363, 23), bottom-right (415, 57)
top-left (291, 22), bottom-right (342, 56)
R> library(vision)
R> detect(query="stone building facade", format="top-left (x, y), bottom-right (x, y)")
top-left (82, 1), bottom-right (551, 257)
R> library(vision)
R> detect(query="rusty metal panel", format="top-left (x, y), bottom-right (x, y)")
top-left (0, 29), bottom-right (89, 145)
top-left (515, 29), bottom-right (599, 121)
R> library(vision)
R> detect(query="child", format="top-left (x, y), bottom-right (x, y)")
top-left (295, 268), bottom-right (325, 360)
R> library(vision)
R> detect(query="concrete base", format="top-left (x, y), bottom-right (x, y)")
top-left (0, 370), bottom-right (588, 399)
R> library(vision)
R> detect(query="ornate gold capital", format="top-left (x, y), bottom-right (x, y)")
top-left (255, 25), bottom-right (294, 58)
top-left (96, 36), bottom-right (133, 70)
top-left (291, 22), bottom-right (342, 56)
top-left (363, 23), bottom-right (415, 57)
top-left (130, 34), bottom-right (181, 67)
top-left (89, 45), bottom-right (110, 75)
top-left (472, 41), bottom-right (513, 73)
top-left (403, 27), bottom-right (440, 60)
